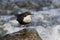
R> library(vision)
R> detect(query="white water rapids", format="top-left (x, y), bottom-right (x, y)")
top-left (0, 0), bottom-right (60, 40)
top-left (0, 8), bottom-right (60, 40)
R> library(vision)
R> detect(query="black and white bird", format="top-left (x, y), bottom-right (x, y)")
top-left (15, 12), bottom-right (32, 26)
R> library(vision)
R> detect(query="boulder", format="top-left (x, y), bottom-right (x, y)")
top-left (3, 28), bottom-right (42, 40)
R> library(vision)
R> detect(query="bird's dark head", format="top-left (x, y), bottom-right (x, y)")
top-left (23, 12), bottom-right (33, 17)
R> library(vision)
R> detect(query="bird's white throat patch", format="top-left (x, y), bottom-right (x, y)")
top-left (23, 15), bottom-right (32, 23)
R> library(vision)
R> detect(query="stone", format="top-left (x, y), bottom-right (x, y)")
top-left (3, 28), bottom-right (42, 40)
top-left (15, 0), bottom-right (52, 10)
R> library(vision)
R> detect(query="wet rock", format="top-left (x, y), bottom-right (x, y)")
top-left (3, 2), bottom-right (15, 10)
top-left (3, 28), bottom-right (42, 40)
top-left (0, 10), bottom-right (7, 15)
top-left (52, 0), bottom-right (60, 8)
top-left (15, 0), bottom-right (52, 10)
top-left (0, 25), bottom-right (7, 37)
top-left (0, 2), bottom-right (15, 10)
top-left (0, 10), bottom-right (13, 15)
top-left (0, 0), bottom-right (52, 15)
top-left (0, 25), bottom-right (7, 40)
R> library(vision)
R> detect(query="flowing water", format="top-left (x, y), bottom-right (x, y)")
top-left (0, 8), bottom-right (60, 40)
top-left (0, 0), bottom-right (60, 40)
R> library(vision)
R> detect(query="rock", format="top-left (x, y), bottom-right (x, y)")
top-left (0, 10), bottom-right (13, 15)
top-left (52, 0), bottom-right (60, 8)
top-left (0, 10), bottom-right (7, 15)
top-left (15, 0), bottom-right (52, 10)
top-left (0, 2), bottom-right (15, 10)
top-left (0, 25), bottom-right (7, 37)
top-left (3, 28), bottom-right (42, 40)
top-left (3, 2), bottom-right (15, 10)
top-left (0, 0), bottom-right (52, 15)
top-left (0, 25), bottom-right (7, 40)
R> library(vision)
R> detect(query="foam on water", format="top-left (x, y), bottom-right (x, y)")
top-left (1, 8), bottom-right (60, 40)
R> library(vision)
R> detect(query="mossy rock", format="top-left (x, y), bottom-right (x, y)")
top-left (3, 28), bottom-right (42, 40)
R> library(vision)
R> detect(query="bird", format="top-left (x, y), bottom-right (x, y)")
top-left (15, 12), bottom-right (32, 27)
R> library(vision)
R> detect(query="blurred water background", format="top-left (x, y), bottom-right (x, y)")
top-left (0, 0), bottom-right (60, 40)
